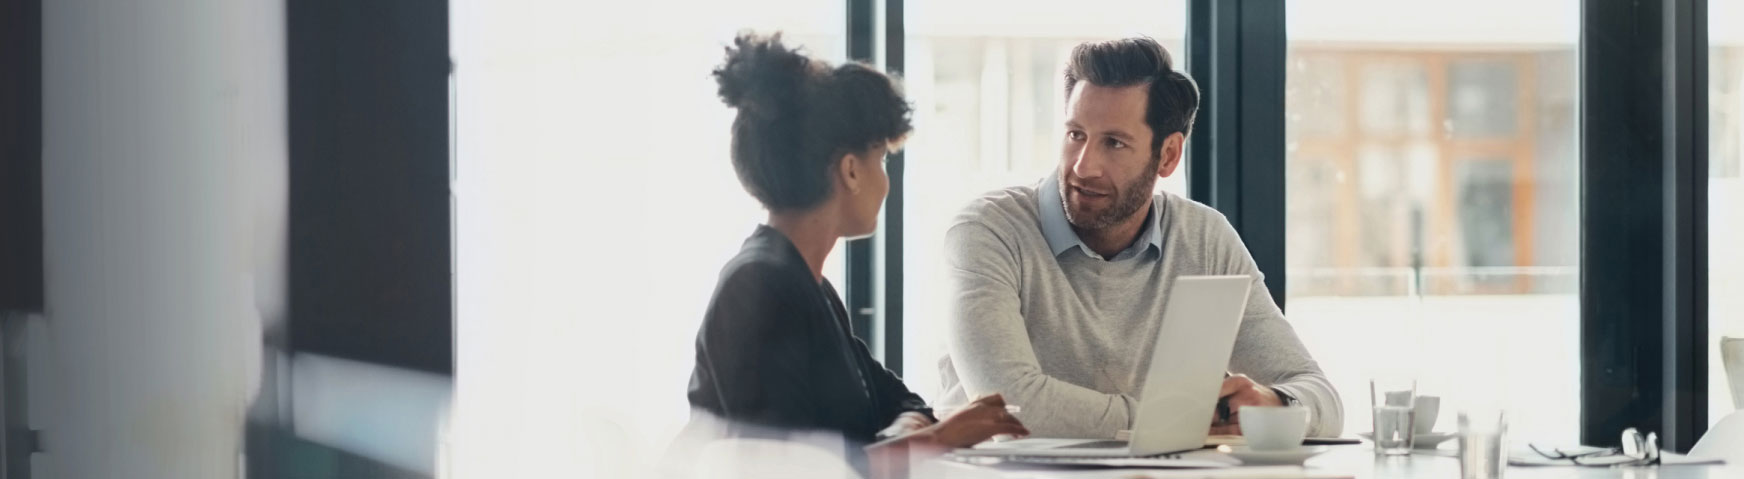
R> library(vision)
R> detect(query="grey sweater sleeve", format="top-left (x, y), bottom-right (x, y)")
top-left (944, 223), bottom-right (1137, 438)
top-left (1206, 216), bottom-right (1346, 437)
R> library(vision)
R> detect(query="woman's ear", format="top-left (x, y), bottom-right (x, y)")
top-left (837, 152), bottom-right (861, 195)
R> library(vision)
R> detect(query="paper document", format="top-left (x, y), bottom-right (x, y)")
top-left (972, 438), bottom-right (1114, 451)
top-left (989, 457), bottom-right (1236, 469)
top-left (1196, 435), bottom-right (1360, 447)
top-left (1508, 447), bottom-right (1725, 467)
top-left (1099, 431), bottom-right (1356, 447)
top-left (1004, 466), bottom-right (1353, 479)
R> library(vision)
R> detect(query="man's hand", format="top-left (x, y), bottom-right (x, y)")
top-left (1209, 374), bottom-right (1283, 435)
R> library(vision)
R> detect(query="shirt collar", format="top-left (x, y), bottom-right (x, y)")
top-left (1036, 174), bottom-right (1162, 261)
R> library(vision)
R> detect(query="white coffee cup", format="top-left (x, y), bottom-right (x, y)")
top-left (1240, 406), bottom-right (1310, 451)
top-left (1413, 396), bottom-right (1441, 435)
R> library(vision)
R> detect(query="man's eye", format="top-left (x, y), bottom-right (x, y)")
top-left (1107, 139), bottom-right (1126, 149)
top-left (1067, 131), bottom-right (1086, 141)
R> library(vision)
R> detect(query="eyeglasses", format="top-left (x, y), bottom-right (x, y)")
top-left (1528, 428), bottom-right (1661, 467)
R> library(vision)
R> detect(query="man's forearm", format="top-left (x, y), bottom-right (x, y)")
top-left (1271, 377), bottom-right (1344, 437)
top-left (964, 371), bottom-right (1136, 438)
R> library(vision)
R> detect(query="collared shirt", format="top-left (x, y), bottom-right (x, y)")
top-left (1036, 174), bottom-right (1164, 261)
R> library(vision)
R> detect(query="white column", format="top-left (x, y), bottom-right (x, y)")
top-left (979, 40), bottom-right (1012, 172)
top-left (40, 0), bottom-right (282, 477)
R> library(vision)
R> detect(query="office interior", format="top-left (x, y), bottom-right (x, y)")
top-left (0, 0), bottom-right (1741, 478)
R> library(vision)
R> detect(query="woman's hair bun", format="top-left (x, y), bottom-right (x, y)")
top-left (713, 33), bottom-right (817, 119)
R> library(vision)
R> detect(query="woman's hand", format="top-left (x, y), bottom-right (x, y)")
top-left (864, 394), bottom-right (1029, 479)
top-left (919, 394), bottom-right (1029, 448)
top-left (875, 411), bottom-right (935, 440)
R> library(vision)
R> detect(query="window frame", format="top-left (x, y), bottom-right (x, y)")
top-left (848, 0), bottom-right (1712, 452)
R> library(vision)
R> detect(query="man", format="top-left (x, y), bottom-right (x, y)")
top-left (937, 37), bottom-right (1342, 439)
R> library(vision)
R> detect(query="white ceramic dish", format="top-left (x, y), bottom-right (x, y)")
top-left (1221, 445), bottom-right (1331, 466)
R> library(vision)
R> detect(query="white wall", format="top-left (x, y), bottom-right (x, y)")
top-left (40, 0), bottom-right (283, 477)
top-left (450, 1), bottom-right (841, 477)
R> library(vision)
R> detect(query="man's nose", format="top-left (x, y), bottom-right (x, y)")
top-left (1069, 144), bottom-right (1103, 180)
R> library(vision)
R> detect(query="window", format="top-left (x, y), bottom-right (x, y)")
top-left (451, 2), bottom-right (843, 475)
top-left (1285, 0), bottom-right (1581, 444)
top-left (900, 0), bottom-right (1188, 403)
top-left (1709, 0), bottom-right (1744, 426)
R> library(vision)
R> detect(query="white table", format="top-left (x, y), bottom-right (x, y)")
top-left (923, 445), bottom-right (1741, 479)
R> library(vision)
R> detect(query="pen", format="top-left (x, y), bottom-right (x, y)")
top-left (1216, 372), bottom-right (1233, 424)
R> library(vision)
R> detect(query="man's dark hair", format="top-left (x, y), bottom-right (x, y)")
top-left (1063, 37), bottom-right (1200, 159)
top-left (713, 32), bottom-right (913, 212)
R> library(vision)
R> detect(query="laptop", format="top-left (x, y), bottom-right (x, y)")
top-left (952, 275), bottom-right (1252, 458)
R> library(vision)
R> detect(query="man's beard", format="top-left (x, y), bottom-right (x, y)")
top-left (1060, 159), bottom-right (1159, 231)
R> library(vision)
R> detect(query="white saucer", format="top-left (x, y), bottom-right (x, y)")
top-left (1358, 432), bottom-right (1458, 449)
top-left (1220, 445), bottom-right (1330, 466)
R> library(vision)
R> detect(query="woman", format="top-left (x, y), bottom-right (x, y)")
top-left (686, 32), bottom-right (1027, 465)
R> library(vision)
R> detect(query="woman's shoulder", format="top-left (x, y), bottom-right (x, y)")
top-left (718, 227), bottom-right (813, 287)
top-left (703, 227), bottom-right (823, 324)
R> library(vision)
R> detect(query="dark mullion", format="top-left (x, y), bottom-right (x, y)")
top-left (1204, 0), bottom-right (1241, 217)
top-left (1580, 0), bottom-right (1709, 451)
top-left (1581, 0), bottom-right (1666, 448)
top-left (845, 0), bottom-right (878, 345)
top-left (1185, 0), bottom-right (1287, 311)
top-left (1233, 0), bottom-right (1287, 311)
top-left (1186, 0), bottom-right (1213, 204)
top-left (0, 0), bottom-right (43, 312)
top-left (882, 0), bottom-right (906, 374)
top-left (848, 0), bottom-right (875, 62)
top-left (1661, 0), bottom-right (1709, 453)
